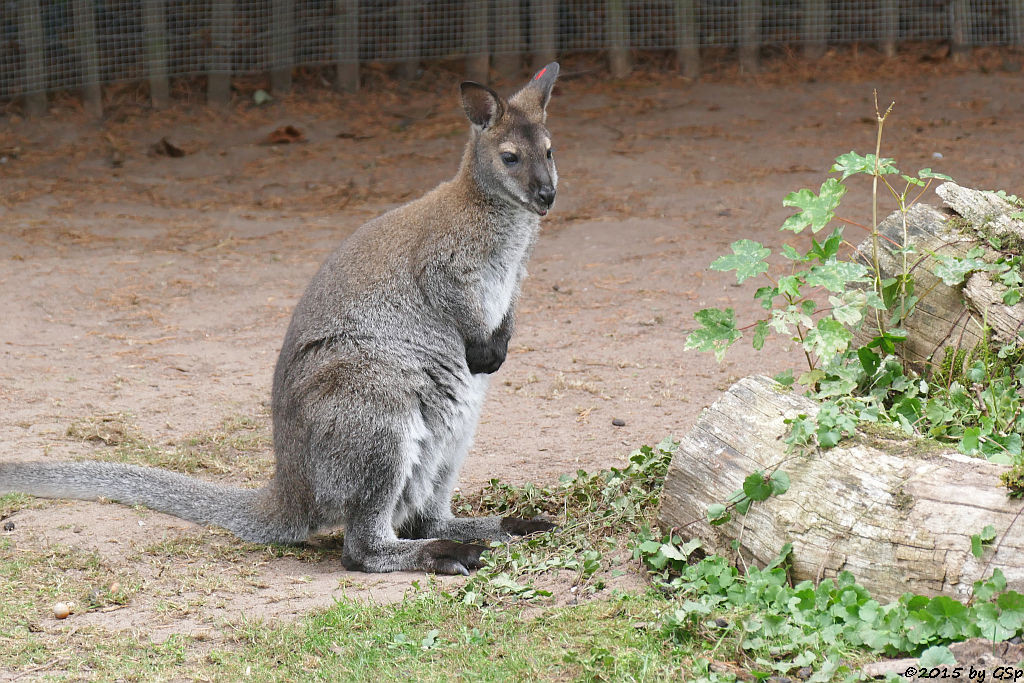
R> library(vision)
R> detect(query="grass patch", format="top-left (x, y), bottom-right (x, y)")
top-left (6, 437), bottom-right (1022, 680)
top-left (0, 492), bottom-right (40, 518)
top-left (0, 539), bottom-right (138, 670)
top-left (0, 589), bottom-right (694, 681)
top-left (65, 411), bottom-right (273, 481)
top-left (220, 589), bottom-right (692, 682)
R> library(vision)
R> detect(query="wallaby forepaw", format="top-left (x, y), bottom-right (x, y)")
top-left (420, 539), bottom-right (487, 575)
top-left (500, 516), bottom-right (557, 536)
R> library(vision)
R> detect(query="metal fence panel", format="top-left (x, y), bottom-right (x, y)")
top-left (2, 1), bottom-right (1022, 101)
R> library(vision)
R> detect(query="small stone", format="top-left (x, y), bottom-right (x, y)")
top-left (611, 418), bottom-right (626, 427)
top-left (714, 617), bottom-right (728, 628)
top-left (2, 521), bottom-right (14, 531)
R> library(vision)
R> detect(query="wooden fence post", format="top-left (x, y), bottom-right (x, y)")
top-left (802, 0), bottom-right (827, 60)
top-left (396, 0), bottom-right (420, 80)
top-left (72, 0), bottom-right (102, 117)
top-left (494, 0), bottom-right (522, 80)
top-left (1014, 0), bottom-right (1024, 47)
top-left (270, 0), bottom-right (294, 93)
top-left (531, 0), bottom-right (557, 72)
top-left (17, 0), bottom-right (47, 117)
top-left (738, 0), bottom-right (760, 73)
top-left (334, 0), bottom-right (359, 92)
top-left (951, 0), bottom-right (971, 63)
top-left (674, 0), bottom-right (699, 78)
top-left (208, 0), bottom-right (233, 106)
top-left (880, 0), bottom-right (898, 57)
top-left (141, 0), bottom-right (170, 108)
top-left (464, 2), bottom-right (489, 83)
top-left (606, 0), bottom-right (630, 78)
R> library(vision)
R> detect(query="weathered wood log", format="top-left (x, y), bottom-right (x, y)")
top-left (658, 375), bottom-right (1024, 603)
top-left (853, 203), bottom-right (987, 374)
top-left (937, 182), bottom-right (1024, 248)
top-left (964, 274), bottom-right (1024, 345)
top-left (853, 183), bottom-right (1024, 375)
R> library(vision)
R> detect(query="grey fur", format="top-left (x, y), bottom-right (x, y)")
top-left (0, 64), bottom-right (561, 575)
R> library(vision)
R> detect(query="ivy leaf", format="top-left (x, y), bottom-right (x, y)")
top-left (918, 168), bottom-right (953, 181)
top-left (932, 247), bottom-right (1000, 287)
top-left (752, 320), bottom-right (770, 351)
top-left (707, 503), bottom-right (731, 526)
top-left (817, 428), bottom-right (841, 448)
top-left (808, 228), bottom-right (844, 263)
top-left (685, 308), bottom-right (740, 361)
top-left (996, 591), bottom-right (1024, 632)
top-left (857, 347), bottom-right (880, 376)
top-left (925, 596), bottom-right (970, 639)
top-left (831, 151), bottom-right (898, 180)
top-left (764, 542), bottom-right (793, 570)
top-left (754, 286), bottom-right (778, 311)
top-left (971, 534), bottom-right (984, 559)
top-left (776, 275), bottom-right (802, 299)
top-left (743, 472), bottom-right (773, 502)
top-left (866, 328), bottom-right (907, 355)
top-left (711, 239), bottom-right (772, 284)
top-left (781, 178), bottom-right (847, 234)
top-left (975, 602), bottom-right (1017, 642)
top-left (960, 427), bottom-right (981, 455)
top-left (769, 470), bottom-right (790, 496)
top-left (781, 244), bottom-right (807, 261)
top-left (735, 495), bottom-right (752, 515)
top-left (919, 645), bottom-right (957, 667)
top-left (804, 261), bottom-right (870, 293)
top-left (774, 368), bottom-right (795, 387)
top-left (804, 318), bottom-right (853, 360)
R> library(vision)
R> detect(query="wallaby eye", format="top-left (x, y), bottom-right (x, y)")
top-left (546, 147), bottom-right (554, 160)
top-left (500, 152), bottom-right (519, 166)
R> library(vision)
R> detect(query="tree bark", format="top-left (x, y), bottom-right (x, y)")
top-left (851, 182), bottom-right (1024, 375)
top-left (658, 375), bottom-right (1024, 603)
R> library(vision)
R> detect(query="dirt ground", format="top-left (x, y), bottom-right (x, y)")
top-left (3, 49), bottom-right (1024, 646)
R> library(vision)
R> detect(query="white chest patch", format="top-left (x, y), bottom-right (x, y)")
top-left (478, 260), bottom-right (522, 331)
top-left (477, 227), bottom-right (534, 332)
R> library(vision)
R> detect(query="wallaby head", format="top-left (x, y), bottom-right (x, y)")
top-left (459, 63), bottom-right (559, 216)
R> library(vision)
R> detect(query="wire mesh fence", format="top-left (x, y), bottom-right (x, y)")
top-left (3, 1), bottom-right (1024, 107)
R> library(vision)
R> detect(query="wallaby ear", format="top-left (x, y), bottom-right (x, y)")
top-left (460, 82), bottom-right (505, 129)
top-left (510, 62), bottom-right (560, 121)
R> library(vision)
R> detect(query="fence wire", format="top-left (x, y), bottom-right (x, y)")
top-left (2, 1), bottom-right (1023, 100)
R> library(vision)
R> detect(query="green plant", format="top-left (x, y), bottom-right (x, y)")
top-left (456, 438), bottom-right (676, 606)
top-left (633, 532), bottom-right (1024, 678)
top-left (685, 101), bottom-right (1023, 466)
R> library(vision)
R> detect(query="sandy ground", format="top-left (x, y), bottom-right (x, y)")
top-left (2, 49), bottom-right (1024, 643)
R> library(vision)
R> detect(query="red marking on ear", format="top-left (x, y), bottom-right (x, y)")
top-left (534, 67), bottom-right (547, 81)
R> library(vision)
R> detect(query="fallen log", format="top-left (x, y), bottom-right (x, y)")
top-left (658, 375), bottom-right (1024, 603)
top-left (853, 183), bottom-right (1024, 374)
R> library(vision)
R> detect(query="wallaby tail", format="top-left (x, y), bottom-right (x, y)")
top-left (0, 461), bottom-right (306, 544)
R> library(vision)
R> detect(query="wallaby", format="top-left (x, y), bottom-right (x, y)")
top-left (0, 64), bottom-right (561, 575)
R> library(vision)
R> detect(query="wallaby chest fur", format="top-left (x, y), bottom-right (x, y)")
top-left (1, 64), bottom-right (561, 575)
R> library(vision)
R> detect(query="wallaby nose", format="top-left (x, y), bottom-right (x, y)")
top-left (537, 185), bottom-right (556, 208)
